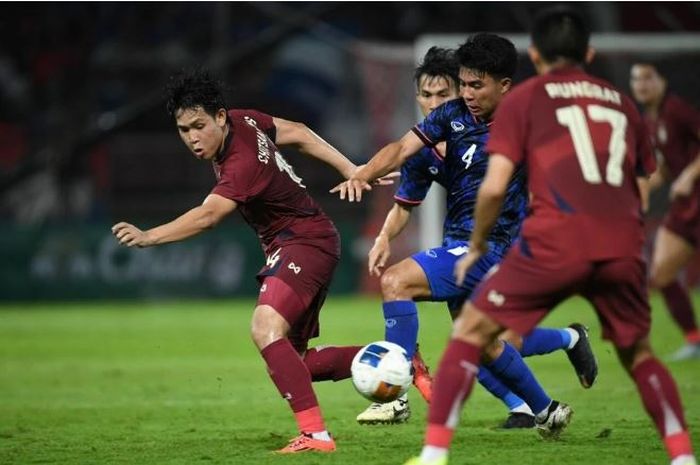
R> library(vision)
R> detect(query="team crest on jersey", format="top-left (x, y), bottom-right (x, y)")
top-left (487, 290), bottom-right (505, 307)
top-left (429, 166), bottom-right (439, 175)
top-left (451, 121), bottom-right (465, 132)
top-left (287, 262), bottom-right (302, 274)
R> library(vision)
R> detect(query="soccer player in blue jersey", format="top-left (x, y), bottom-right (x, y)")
top-left (334, 34), bottom-right (597, 433)
top-left (353, 45), bottom-right (597, 428)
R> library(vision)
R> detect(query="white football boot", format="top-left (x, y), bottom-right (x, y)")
top-left (535, 401), bottom-right (573, 439)
top-left (356, 393), bottom-right (410, 424)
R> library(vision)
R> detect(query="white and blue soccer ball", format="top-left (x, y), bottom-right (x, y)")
top-left (351, 341), bottom-right (413, 403)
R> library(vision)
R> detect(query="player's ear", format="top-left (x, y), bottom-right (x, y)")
top-left (499, 77), bottom-right (512, 94)
top-left (584, 47), bottom-right (595, 65)
top-left (528, 46), bottom-right (541, 69)
top-left (215, 108), bottom-right (227, 128)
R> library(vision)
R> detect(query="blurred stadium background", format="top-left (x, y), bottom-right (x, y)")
top-left (0, 2), bottom-right (699, 300)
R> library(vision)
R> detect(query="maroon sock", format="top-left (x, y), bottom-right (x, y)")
top-left (661, 281), bottom-right (699, 339)
top-left (260, 338), bottom-right (318, 413)
top-left (303, 346), bottom-right (362, 382)
top-left (425, 339), bottom-right (480, 448)
top-left (631, 358), bottom-right (693, 458)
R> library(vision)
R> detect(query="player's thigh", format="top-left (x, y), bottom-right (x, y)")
top-left (470, 246), bottom-right (590, 336)
top-left (651, 226), bottom-right (696, 286)
top-left (412, 243), bottom-right (501, 304)
top-left (583, 257), bottom-right (651, 349)
top-left (256, 243), bottom-right (338, 351)
top-left (380, 256), bottom-right (431, 300)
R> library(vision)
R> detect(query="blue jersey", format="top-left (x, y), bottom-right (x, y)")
top-left (393, 145), bottom-right (447, 207)
top-left (410, 99), bottom-right (527, 251)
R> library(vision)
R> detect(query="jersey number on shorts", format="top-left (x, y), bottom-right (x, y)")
top-left (556, 104), bottom-right (627, 187)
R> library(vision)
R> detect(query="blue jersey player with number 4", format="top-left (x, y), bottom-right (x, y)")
top-left (334, 35), bottom-right (598, 431)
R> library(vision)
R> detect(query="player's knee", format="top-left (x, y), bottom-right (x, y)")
top-left (380, 265), bottom-right (413, 300)
top-left (250, 305), bottom-right (288, 350)
top-left (649, 263), bottom-right (675, 289)
top-left (616, 338), bottom-right (654, 373)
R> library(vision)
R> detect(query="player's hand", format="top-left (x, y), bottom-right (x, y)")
top-left (669, 171), bottom-right (696, 200)
top-left (454, 242), bottom-right (487, 286)
top-left (368, 234), bottom-right (391, 277)
top-left (352, 165), bottom-right (400, 186)
top-left (329, 178), bottom-right (372, 202)
top-left (111, 222), bottom-right (153, 248)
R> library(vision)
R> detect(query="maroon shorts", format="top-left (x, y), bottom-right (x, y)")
top-left (256, 239), bottom-right (339, 352)
top-left (471, 247), bottom-right (651, 348)
top-left (662, 193), bottom-right (700, 247)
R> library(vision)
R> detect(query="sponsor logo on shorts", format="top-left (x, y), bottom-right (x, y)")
top-left (288, 262), bottom-right (302, 274)
top-left (426, 250), bottom-right (438, 258)
top-left (487, 290), bottom-right (505, 307)
top-left (266, 248), bottom-right (282, 268)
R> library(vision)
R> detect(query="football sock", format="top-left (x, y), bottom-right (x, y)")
top-left (294, 406), bottom-right (326, 436)
top-left (261, 339), bottom-right (320, 417)
top-left (632, 357), bottom-right (693, 460)
top-left (477, 366), bottom-right (528, 411)
top-left (383, 300), bottom-right (419, 358)
top-left (661, 281), bottom-right (700, 341)
top-left (485, 342), bottom-right (551, 414)
top-left (425, 339), bottom-right (480, 449)
top-left (520, 328), bottom-right (575, 356)
top-left (303, 346), bottom-right (362, 381)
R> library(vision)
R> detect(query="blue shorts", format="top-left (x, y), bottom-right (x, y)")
top-left (411, 241), bottom-right (505, 312)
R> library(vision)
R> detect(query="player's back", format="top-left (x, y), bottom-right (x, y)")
top-left (489, 66), bottom-right (655, 260)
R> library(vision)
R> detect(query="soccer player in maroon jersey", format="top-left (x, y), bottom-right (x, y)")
top-left (630, 62), bottom-right (700, 361)
top-left (111, 69), bottom-right (382, 454)
top-left (404, 8), bottom-right (696, 465)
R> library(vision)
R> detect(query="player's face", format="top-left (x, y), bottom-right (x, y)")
top-left (459, 67), bottom-right (511, 121)
top-left (415, 74), bottom-right (458, 117)
top-left (630, 64), bottom-right (665, 106)
top-left (175, 106), bottom-right (228, 160)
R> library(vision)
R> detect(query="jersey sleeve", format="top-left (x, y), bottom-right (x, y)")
top-left (412, 102), bottom-right (451, 147)
top-left (230, 109), bottom-right (277, 140)
top-left (394, 148), bottom-right (436, 206)
top-left (674, 97), bottom-right (700, 143)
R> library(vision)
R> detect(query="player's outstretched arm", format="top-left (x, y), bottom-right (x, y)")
top-left (112, 194), bottom-right (236, 248)
top-left (369, 204), bottom-right (413, 277)
top-left (454, 154), bottom-right (514, 285)
top-left (330, 131), bottom-right (425, 202)
top-left (272, 117), bottom-right (357, 179)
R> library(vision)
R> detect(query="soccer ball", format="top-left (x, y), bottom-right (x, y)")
top-left (351, 341), bottom-right (413, 403)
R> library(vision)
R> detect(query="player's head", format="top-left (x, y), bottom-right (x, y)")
top-left (629, 62), bottom-right (667, 106)
top-left (455, 33), bottom-right (517, 121)
top-left (414, 46), bottom-right (460, 117)
top-left (529, 7), bottom-right (593, 74)
top-left (165, 68), bottom-right (229, 161)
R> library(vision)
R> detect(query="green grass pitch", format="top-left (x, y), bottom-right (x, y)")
top-left (1, 293), bottom-right (699, 464)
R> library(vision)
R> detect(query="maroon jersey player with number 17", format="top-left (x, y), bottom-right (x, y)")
top-left (404, 8), bottom-right (696, 465)
top-left (111, 69), bottom-right (393, 454)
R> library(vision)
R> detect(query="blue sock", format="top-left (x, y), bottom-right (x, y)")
top-left (520, 328), bottom-right (572, 357)
top-left (478, 366), bottom-right (527, 411)
top-left (486, 342), bottom-right (551, 414)
top-left (383, 300), bottom-right (419, 358)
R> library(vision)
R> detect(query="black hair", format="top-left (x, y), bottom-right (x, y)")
top-left (164, 68), bottom-right (226, 118)
top-left (631, 61), bottom-right (666, 78)
top-left (455, 33), bottom-right (517, 80)
top-left (414, 46), bottom-right (460, 88)
top-left (531, 7), bottom-right (590, 64)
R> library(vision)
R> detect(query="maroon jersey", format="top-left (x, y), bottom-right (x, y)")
top-left (211, 109), bottom-right (338, 255)
top-left (488, 67), bottom-right (656, 260)
top-left (644, 93), bottom-right (700, 180)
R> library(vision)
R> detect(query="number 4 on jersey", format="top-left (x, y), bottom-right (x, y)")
top-left (556, 104), bottom-right (627, 186)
